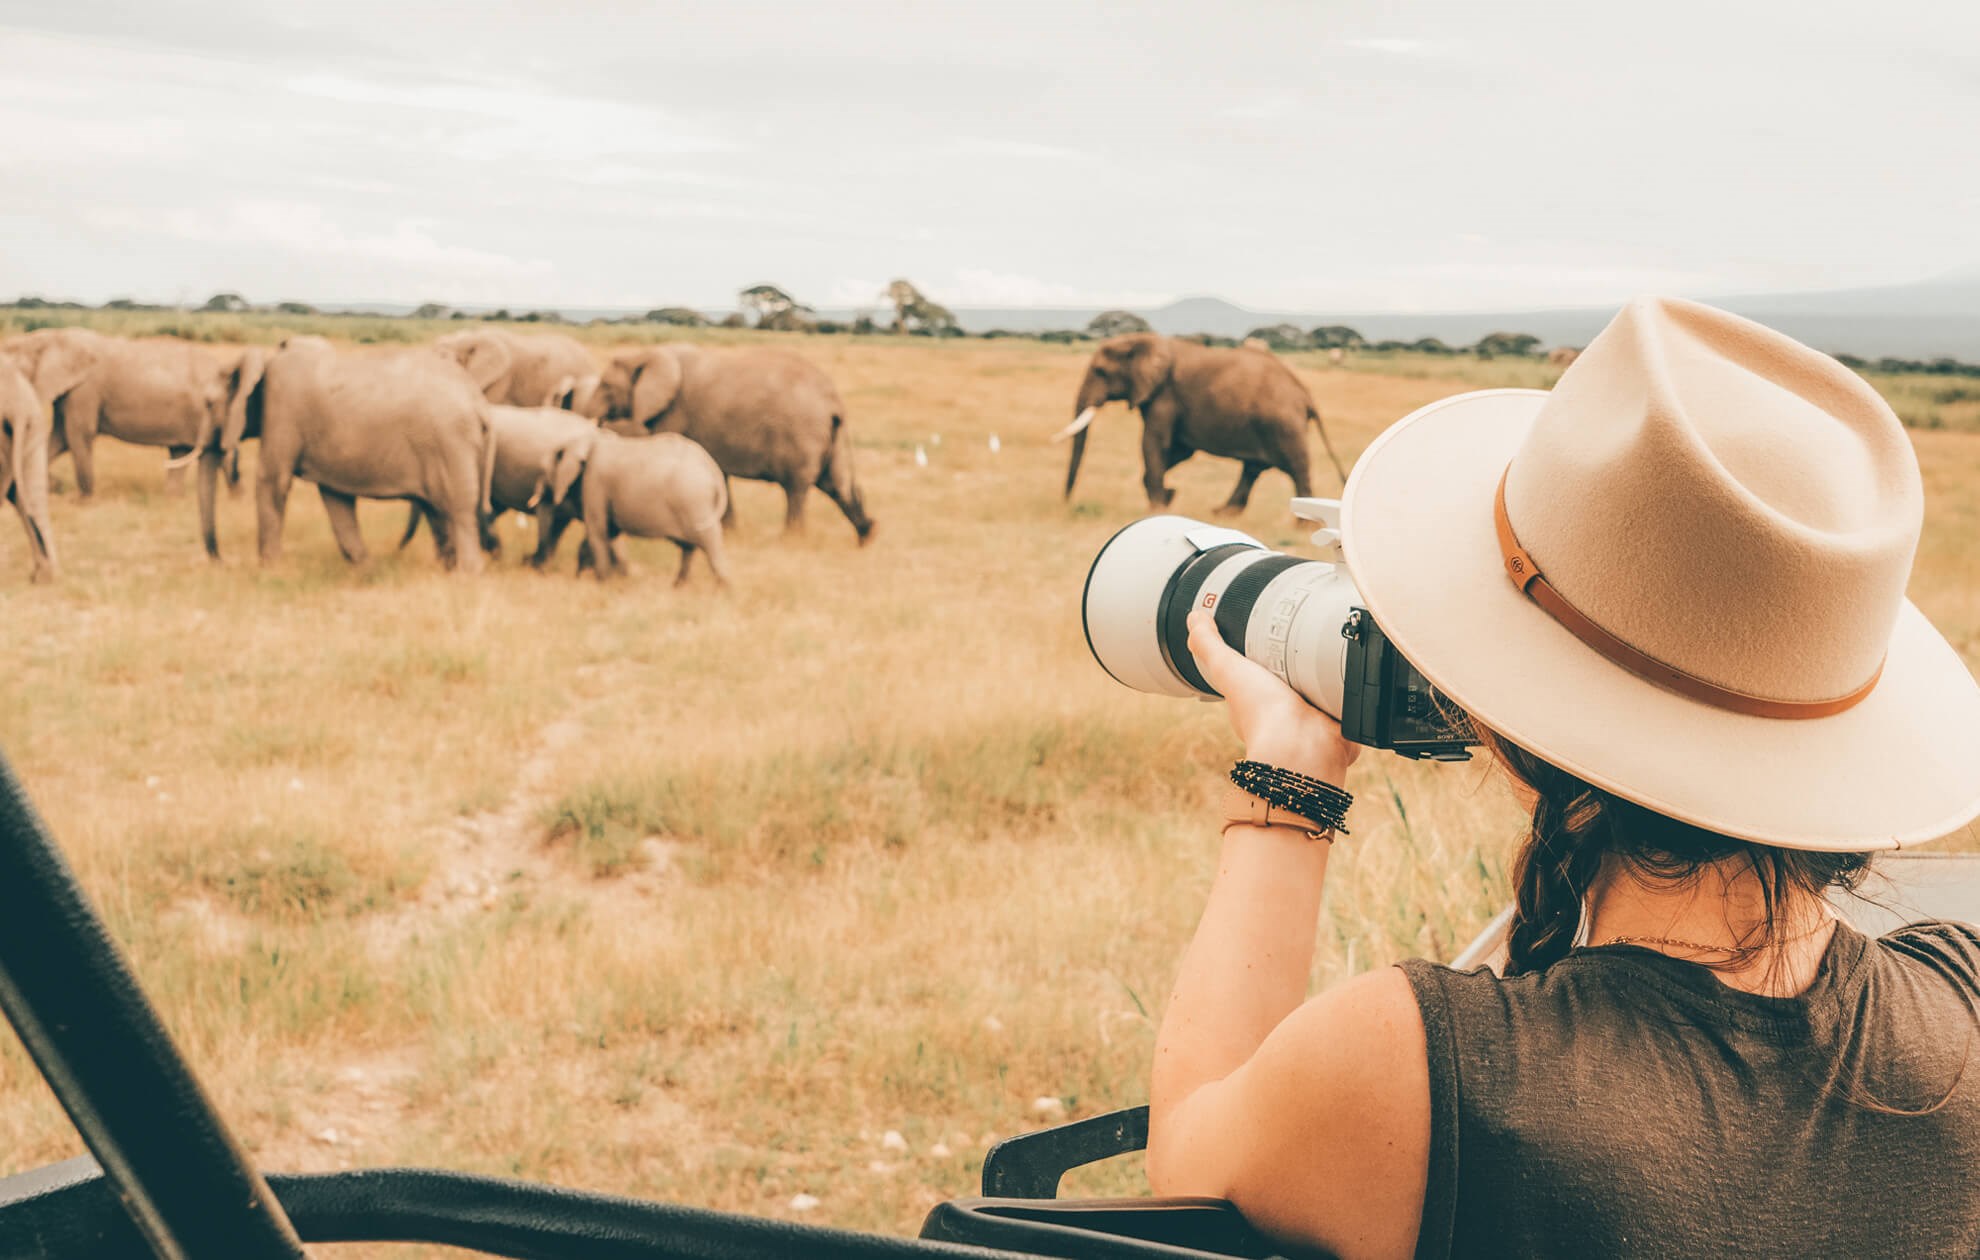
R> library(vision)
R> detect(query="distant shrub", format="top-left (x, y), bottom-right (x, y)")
top-left (1473, 331), bottom-right (1541, 359)
top-left (1037, 329), bottom-right (1089, 344)
top-left (1308, 325), bottom-right (1365, 349)
top-left (1087, 310), bottom-right (1151, 338)
top-left (644, 307), bottom-right (708, 327)
top-left (1244, 323), bottom-right (1310, 351)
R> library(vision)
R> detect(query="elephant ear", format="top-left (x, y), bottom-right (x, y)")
top-left (12, 331), bottom-right (98, 407)
top-left (1125, 336), bottom-right (1174, 409)
top-left (458, 332), bottom-right (513, 397)
top-left (570, 374), bottom-right (606, 420)
top-left (628, 350), bottom-right (683, 429)
top-left (546, 430), bottom-right (599, 508)
top-left (548, 375), bottom-right (577, 409)
top-left (221, 346), bottom-right (265, 466)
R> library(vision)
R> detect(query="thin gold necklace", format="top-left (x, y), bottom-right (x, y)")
top-left (1590, 915), bottom-right (1837, 956)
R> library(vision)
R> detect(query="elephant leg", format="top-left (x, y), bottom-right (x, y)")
top-left (455, 523), bottom-right (486, 574)
top-left (1139, 428), bottom-right (1176, 509)
top-left (163, 447), bottom-right (193, 495)
top-left (196, 449), bottom-right (224, 560)
top-left (720, 474), bottom-right (736, 529)
top-left (1217, 461), bottom-right (1268, 517)
top-left (65, 405), bottom-right (99, 500)
top-left (1284, 447), bottom-right (1313, 501)
top-left (319, 487), bottom-right (369, 565)
top-left (423, 503), bottom-right (459, 570)
top-left (1, 440), bottom-right (57, 584)
top-left (672, 541), bottom-right (696, 587)
top-left (781, 480), bottom-right (810, 533)
top-left (529, 503), bottom-right (571, 569)
top-left (698, 528), bottom-right (732, 589)
top-left (575, 536), bottom-right (597, 576)
top-left (479, 511), bottom-right (503, 559)
top-left (603, 529), bottom-right (631, 578)
top-left (254, 442), bottom-right (298, 567)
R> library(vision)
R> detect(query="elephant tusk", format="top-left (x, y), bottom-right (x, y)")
top-left (163, 448), bottom-right (201, 469)
top-left (1052, 407), bottom-right (1098, 443)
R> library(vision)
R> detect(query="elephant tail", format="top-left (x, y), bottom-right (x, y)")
top-left (397, 503), bottom-right (423, 551)
top-left (1307, 404), bottom-right (1349, 483)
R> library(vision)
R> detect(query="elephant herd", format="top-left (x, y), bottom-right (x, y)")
top-left (0, 325), bottom-right (1347, 586)
top-left (0, 326), bottom-right (876, 585)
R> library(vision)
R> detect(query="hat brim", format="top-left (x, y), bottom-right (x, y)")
top-left (1340, 389), bottom-right (1980, 851)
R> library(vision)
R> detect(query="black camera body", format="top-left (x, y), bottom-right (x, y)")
top-left (1339, 610), bottom-right (1475, 760)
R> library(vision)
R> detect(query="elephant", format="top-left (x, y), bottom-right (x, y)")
top-left (247, 336), bottom-right (495, 572)
top-left (0, 359), bottom-right (57, 582)
top-left (1057, 333), bottom-right (1349, 513)
top-left (434, 328), bottom-right (598, 409)
top-left (543, 428), bottom-right (731, 586)
top-left (551, 373), bottom-right (607, 420)
top-left (598, 344), bottom-right (873, 544)
top-left (1, 328), bottom-right (264, 558)
top-left (398, 404), bottom-right (597, 568)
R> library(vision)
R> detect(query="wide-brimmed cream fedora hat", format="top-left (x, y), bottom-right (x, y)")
top-left (1341, 296), bottom-right (1980, 851)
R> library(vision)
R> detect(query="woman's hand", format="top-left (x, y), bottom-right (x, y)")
top-left (1186, 608), bottom-right (1360, 785)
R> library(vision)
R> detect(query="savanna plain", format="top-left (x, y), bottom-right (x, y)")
top-left (3, 319), bottom-right (1976, 1254)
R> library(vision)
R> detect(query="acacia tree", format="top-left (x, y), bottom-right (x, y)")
top-left (1245, 324), bottom-right (1310, 351)
top-left (1087, 310), bottom-right (1151, 338)
top-left (1308, 325), bottom-right (1365, 350)
top-left (738, 283), bottom-right (811, 327)
top-left (1474, 331), bottom-right (1542, 358)
top-left (885, 279), bottom-right (956, 335)
top-left (202, 292), bottom-right (249, 313)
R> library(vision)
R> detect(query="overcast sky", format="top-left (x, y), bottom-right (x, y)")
top-left (4, 1), bottom-right (1977, 314)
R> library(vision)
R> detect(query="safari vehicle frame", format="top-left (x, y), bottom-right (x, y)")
top-left (0, 750), bottom-right (1973, 1259)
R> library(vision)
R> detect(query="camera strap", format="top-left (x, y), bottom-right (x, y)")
top-left (1492, 467), bottom-right (1882, 720)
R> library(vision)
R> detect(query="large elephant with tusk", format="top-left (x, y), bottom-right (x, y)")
top-left (434, 328), bottom-right (599, 409)
top-left (0, 328), bottom-right (263, 559)
top-left (1058, 334), bottom-right (1348, 514)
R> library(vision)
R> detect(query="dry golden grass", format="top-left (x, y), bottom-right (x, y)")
top-left (0, 332), bottom-right (1974, 1253)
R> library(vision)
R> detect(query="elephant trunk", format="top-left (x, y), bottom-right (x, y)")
top-left (1059, 374), bottom-right (1110, 500)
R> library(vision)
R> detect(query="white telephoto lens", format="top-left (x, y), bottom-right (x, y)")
top-left (1081, 515), bottom-right (1362, 718)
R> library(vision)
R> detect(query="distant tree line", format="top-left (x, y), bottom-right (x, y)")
top-left (6, 289), bottom-right (1975, 377)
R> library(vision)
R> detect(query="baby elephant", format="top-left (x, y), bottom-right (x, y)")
top-left (543, 429), bottom-right (730, 587)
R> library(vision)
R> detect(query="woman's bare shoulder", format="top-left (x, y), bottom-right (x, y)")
top-left (1157, 967), bottom-right (1431, 1260)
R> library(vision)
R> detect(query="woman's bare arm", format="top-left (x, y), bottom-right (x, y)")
top-left (1146, 611), bottom-right (1430, 1259)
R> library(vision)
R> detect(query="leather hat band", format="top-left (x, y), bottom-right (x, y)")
top-left (1493, 467), bottom-right (1881, 720)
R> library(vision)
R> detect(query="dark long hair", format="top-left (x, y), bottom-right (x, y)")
top-left (1481, 729), bottom-right (1976, 1114)
top-left (1481, 728), bottom-right (1872, 977)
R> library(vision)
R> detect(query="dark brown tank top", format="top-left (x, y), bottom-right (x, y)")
top-left (1400, 921), bottom-right (1980, 1259)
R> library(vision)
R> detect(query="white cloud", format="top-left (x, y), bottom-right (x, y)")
top-left (952, 138), bottom-right (1086, 162)
top-left (83, 200), bottom-right (552, 285)
top-left (1340, 38), bottom-right (1434, 57)
top-left (283, 71), bottom-right (738, 162)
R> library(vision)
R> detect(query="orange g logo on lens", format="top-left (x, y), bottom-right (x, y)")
top-left (1201, 593), bottom-right (1218, 609)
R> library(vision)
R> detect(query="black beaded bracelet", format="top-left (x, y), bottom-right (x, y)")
top-left (1229, 759), bottom-right (1353, 835)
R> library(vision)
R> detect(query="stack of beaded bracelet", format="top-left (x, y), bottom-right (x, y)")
top-left (1228, 759), bottom-right (1352, 836)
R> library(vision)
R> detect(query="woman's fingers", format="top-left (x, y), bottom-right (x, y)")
top-left (1186, 609), bottom-right (1283, 704)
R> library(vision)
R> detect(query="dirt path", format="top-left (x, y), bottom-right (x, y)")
top-left (255, 713), bottom-right (677, 1171)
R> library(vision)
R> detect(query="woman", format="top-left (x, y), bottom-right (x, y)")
top-left (1148, 297), bottom-right (1980, 1259)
